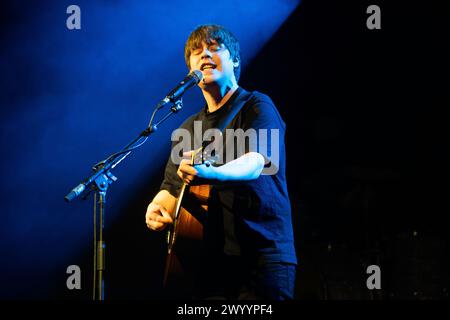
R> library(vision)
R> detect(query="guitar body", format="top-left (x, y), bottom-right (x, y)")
top-left (163, 184), bottom-right (211, 294)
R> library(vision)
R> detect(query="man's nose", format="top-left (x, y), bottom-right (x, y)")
top-left (201, 48), bottom-right (212, 59)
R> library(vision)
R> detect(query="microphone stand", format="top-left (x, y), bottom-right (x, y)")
top-left (65, 99), bottom-right (184, 300)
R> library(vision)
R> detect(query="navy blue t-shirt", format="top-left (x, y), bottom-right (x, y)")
top-left (160, 87), bottom-right (297, 265)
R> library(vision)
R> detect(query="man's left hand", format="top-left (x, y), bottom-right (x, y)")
top-left (177, 151), bottom-right (217, 185)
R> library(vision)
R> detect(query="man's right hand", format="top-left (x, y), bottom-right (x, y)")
top-left (145, 202), bottom-right (173, 231)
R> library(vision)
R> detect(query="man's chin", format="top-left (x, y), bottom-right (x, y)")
top-left (199, 75), bottom-right (218, 87)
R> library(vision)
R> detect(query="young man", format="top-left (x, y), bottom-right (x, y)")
top-left (145, 24), bottom-right (297, 300)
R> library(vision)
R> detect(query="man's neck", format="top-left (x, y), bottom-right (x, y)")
top-left (202, 82), bottom-right (239, 113)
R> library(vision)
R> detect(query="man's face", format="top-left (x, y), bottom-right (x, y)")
top-left (189, 40), bottom-right (238, 87)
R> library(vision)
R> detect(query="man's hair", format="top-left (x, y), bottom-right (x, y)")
top-left (184, 24), bottom-right (241, 81)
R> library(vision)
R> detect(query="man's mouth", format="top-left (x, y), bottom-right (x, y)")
top-left (201, 63), bottom-right (217, 71)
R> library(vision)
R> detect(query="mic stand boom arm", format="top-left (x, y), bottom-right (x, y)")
top-left (64, 99), bottom-right (183, 300)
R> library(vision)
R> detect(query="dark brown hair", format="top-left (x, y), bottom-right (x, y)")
top-left (184, 24), bottom-right (241, 81)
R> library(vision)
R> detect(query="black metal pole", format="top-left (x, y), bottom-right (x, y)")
top-left (96, 189), bottom-right (106, 300)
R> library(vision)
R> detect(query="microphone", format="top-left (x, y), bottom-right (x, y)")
top-left (64, 183), bottom-right (85, 202)
top-left (158, 70), bottom-right (203, 108)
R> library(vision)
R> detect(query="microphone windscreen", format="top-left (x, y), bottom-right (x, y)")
top-left (190, 70), bottom-right (203, 83)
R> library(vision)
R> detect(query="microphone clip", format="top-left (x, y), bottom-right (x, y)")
top-left (170, 98), bottom-right (183, 113)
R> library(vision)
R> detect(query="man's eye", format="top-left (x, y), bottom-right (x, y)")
top-left (192, 49), bottom-right (202, 55)
top-left (210, 45), bottom-right (220, 51)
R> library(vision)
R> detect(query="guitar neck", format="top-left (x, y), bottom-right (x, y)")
top-left (174, 182), bottom-right (187, 220)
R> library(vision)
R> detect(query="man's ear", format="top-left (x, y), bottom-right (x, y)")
top-left (233, 59), bottom-right (240, 68)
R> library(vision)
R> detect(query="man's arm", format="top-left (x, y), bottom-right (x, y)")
top-left (213, 152), bottom-right (265, 182)
top-left (178, 151), bottom-right (265, 185)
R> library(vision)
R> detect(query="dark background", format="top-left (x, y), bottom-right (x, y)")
top-left (1, 0), bottom-right (448, 300)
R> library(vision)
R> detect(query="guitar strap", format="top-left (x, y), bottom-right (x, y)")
top-left (200, 88), bottom-right (254, 162)
top-left (215, 88), bottom-right (253, 132)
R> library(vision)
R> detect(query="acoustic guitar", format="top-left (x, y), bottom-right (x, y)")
top-left (163, 147), bottom-right (216, 291)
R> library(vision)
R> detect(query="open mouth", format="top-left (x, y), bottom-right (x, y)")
top-left (201, 63), bottom-right (217, 71)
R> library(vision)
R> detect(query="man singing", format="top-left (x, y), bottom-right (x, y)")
top-left (145, 24), bottom-right (297, 300)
